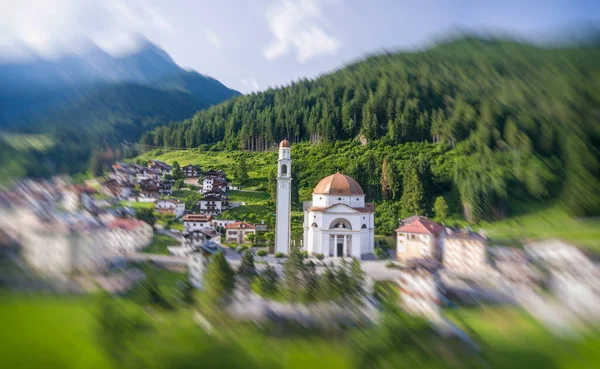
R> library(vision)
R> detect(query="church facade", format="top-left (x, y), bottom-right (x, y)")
top-left (302, 173), bottom-right (375, 258)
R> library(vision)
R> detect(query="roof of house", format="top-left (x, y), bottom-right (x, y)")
top-left (200, 195), bottom-right (222, 202)
top-left (313, 172), bottom-right (364, 195)
top-left (70, 185), bottom-right (96, 194)
top-left (395, 218), bottom-right (444, 235)
top-left (107, 218), bottom-right (146, 231)
top-left (306, 202), bottom-right (374, 213)
top-left (225, 221), bottom-right (256, 230)
top-left (156, 198), bottom-right (183, 204)
top-left (444, 227), bottom-right (487, 242)
top-left (401, 215), bottom-right (426, 224)
top-left (279, 138), bottom-right (290, 148)
top-left (182, 214), bottom-right (212, 222)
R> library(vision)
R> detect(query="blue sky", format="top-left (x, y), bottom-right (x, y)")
top-left (1, 0), bottom-right (599, 93)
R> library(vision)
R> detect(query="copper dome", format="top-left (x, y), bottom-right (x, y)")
top-left (279, 139), bottom-right (290, 148)
top-left (313, 172), bottom-right (364, 195)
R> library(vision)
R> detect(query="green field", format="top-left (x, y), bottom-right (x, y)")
top-left (445, 306), bottom-right (600, 369)
top-left (481, 204), bottom-right (600, 253)
top-left (142, 234), bottom-right (179, 255)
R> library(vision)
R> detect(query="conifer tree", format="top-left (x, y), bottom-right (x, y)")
top-left (204, 252), bottom-right (235, 311)
top-left (401, 166), bottom-right (425, 217)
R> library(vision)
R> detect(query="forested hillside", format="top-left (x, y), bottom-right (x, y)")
top-left (141, 37), bottom-right (600, 220)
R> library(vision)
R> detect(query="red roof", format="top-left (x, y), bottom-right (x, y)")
top-left (182, 214), bottom-right (212, 222)
top-left (395, 218), bottom-right (443, 235)
top-left (107, 219), bottom-right (145, 231)
top-left (225, 221), bottom-right (256, 230)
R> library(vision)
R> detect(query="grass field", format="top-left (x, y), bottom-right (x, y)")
top-left (444, 306), bottom-right (600, 369)
top-left (481, 203), bottom-right (600, 254)
top-left (142, 234), bottom-right (179, 255)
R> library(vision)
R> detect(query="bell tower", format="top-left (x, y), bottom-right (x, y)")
top-left (275, 139), bottom-right (292, 254)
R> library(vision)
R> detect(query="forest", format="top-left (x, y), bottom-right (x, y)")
top-left (140, 37), bottom-right (600, 220)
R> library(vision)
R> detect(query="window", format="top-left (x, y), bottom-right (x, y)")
top-left (338, 197), bottom-right (342, 200)
top-left (311, 223), bottom-right (318, 227)
top-left (281, 164), bottom-right (288, 175)
top-left (361, 224), bottom-right (367, 229)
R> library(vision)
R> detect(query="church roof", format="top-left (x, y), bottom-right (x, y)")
top-left (313, 172), bottom-right (364, 195)
top-left (307, 202), bottom-right (374, 213)
top-left (395, 218), bottom-right (444, 235)
top-left (279, 139), bottom-right (290, 148)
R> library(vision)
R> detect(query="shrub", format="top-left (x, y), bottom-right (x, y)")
top-left (374, 247), bottom-right (388, 259)
top-left (257, 250), bottom-right (268, 257)
top-left (274, 252), bottom-right (285, 258)
top-left (300, 250), bottom-right (308, 259)
top-left (237, 245), bottom-right (249, 254)
top-left (316, 253), bottom-right (325, 261)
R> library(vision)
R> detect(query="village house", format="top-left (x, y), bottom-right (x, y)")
top-left (489, 246), bottom-right (539, 285)
top-left (99, 178), bottom-right (133, 199)
top-left (395, 217), bottom-right (444, 262)
top-left (225, 221), bottom-right (256, 244)
top-left (110, 164), bottom-right (136, 184)
top-left (442, 228), bottom-right (488, 275)
top-left (201, 177), bottom-right (228, 194)
top-left (203, 169), bottom-right (226, 180)
top-left (182, 214), bottom-right (213, 232)
top-left (198, 194), bottom-right (227, 215)
top-left (105, 218), bottom-right (153, 254)
top-left (169, 229), bottom-right (220, 257)
top-left (62, 185), bottom-right (96, 212)
top-left (139, 181), bottom-right (160, 199)
top-left (158, 181), bottom-right (173, 196)
top-left (211, 219), bottom-right (237, 229)
top-left (182, 164), bottom-right (201, 177)
top-left (148, 160), bottom-right (172, 175)
top-left (396, 267), bottom-right (444, 321)
top-left (155, 198), bottom-right (185, 218)
top-left (188, 242), bottom-right (222, 289)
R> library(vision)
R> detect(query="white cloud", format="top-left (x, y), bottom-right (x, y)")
top-left (205, 27), bottom-right (222, 48)
top-left (0, 0), bottom-right (177, 59)
top-left (262, 0), bottom-right (341, 63)
top-left (240, 77), bottom-right (260, 92)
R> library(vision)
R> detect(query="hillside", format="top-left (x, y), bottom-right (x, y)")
top-left (140, 37), bottom-right (600, 221)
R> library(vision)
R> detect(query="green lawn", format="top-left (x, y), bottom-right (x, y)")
top-left (120, 201), bottom-right (155, 210)
top-left (481, 203), bottom-right (600, 253)
top-left (0, 293), bottom-right (113, 369)
top-left (143, 234), bottom-right (179, 255)
top-left (445, 306), bottom-right (600, 369)
top-left (228, 190), bottom-right (270, 204)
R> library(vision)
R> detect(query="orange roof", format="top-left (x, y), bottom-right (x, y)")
top-left (313, 172), bottom-right (364, 195)
top-left (107, 219), bottom-right (145, 231)
top-left (182, 214), bottom-right (212, 222)
top-left (279, 139), bottom-right (290, 148)
top-left (395, 218), bottom-right (443, 235)
top-left (225, 221), bottom-right (256, 230)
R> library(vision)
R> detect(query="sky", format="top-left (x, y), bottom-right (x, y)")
top-left (0, 0), bottom-right (599, 93)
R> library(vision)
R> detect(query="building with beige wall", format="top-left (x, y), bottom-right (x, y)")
top-left (395, 217), bottom-right (444, 262)
top-left (442, 228), bottom-right (488, 274)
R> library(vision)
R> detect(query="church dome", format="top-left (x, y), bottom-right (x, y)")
top-left (279, 139), bottom-right (290, 148)
top-left (313, 172), bottom-right (364, 195)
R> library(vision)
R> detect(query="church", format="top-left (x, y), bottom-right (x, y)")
top-left (302, 172), bottom-right (375, 258)
top-left (274, 139), bottom-right (375, 259)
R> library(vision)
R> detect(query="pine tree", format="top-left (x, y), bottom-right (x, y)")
top-left (433, 196), bottom-right (449, 223)
top-left (237, 250), bottom-right (257, 284)
top-left (268, 168), bottom-right (277, 202)
top-left (236, 156), bottom-right (249, 183)
top-left (381, 158), bottom-right (391, 200)
top-left (400, 166), bottom-right (425, 217)
top-left (282, 245), bottom-right (305, 302)
top-left (203, 252), bottom-right (235, 311)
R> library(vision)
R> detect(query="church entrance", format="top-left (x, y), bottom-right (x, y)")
top-left (336, 239), bottom-right (344, 257)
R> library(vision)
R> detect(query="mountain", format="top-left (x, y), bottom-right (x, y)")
top-left (141, 37), bottom-right (600, 219)
top-left (0, 39), bottom-right (240, 124)
top-left (0, 40), bottom-right (240, 178)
